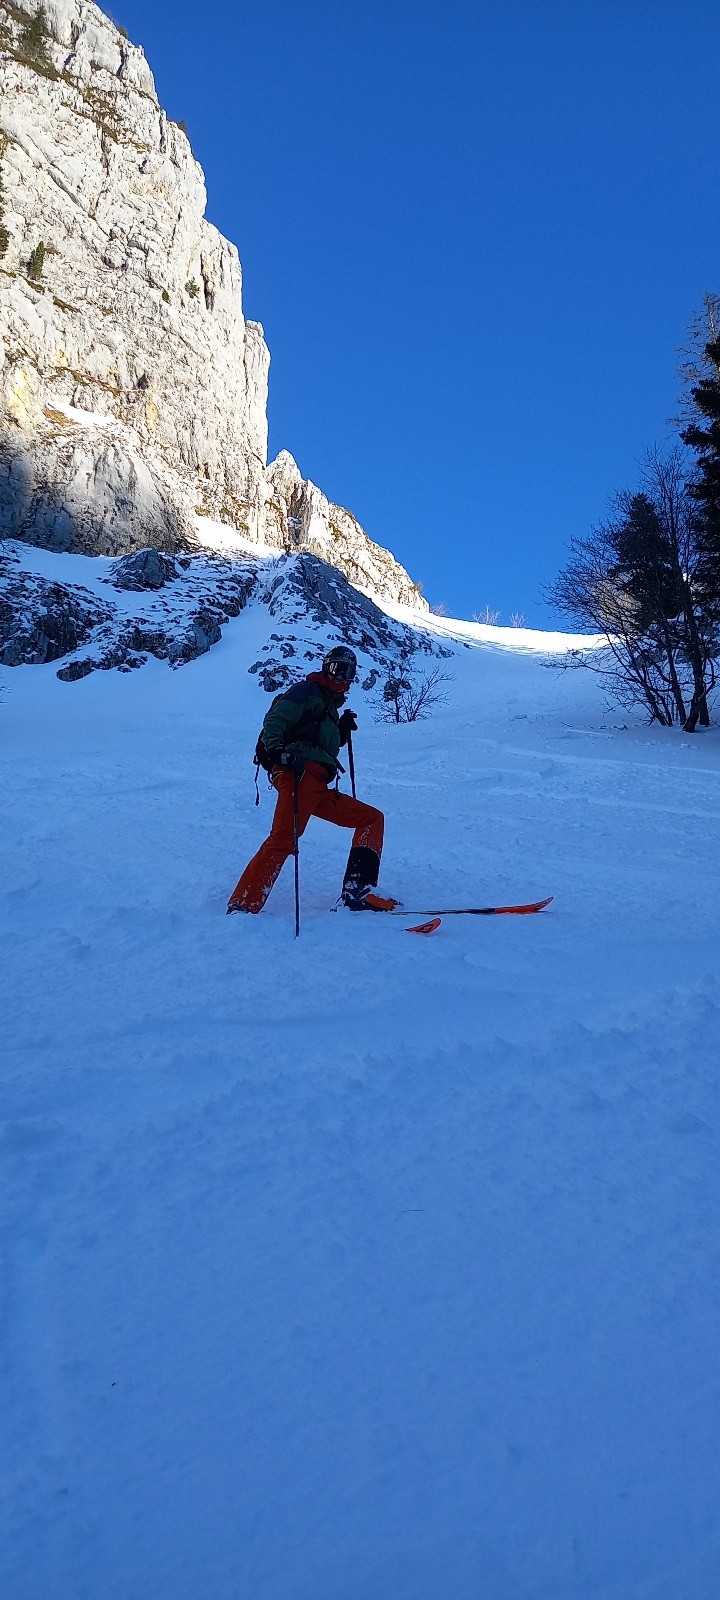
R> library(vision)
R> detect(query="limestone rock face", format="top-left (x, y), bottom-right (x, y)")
top-left (0, 0), bottom-right (426, 613)
top-left (263, 451), bottom-right (424, 611)
top-left (0, 0), bottom-right (268, 545)
top-left (0, 402), bottom-right (191, 551)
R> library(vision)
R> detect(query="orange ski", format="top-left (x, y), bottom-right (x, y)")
top-left (405, 917), bottom-right (442, 935)
top-left (391, 896), bottom-right (554, 917)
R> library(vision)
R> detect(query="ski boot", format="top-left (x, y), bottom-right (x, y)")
top-left (341, 883), bottom-right (401, 912)
top-left (341, 845), bottom-right (400, 911)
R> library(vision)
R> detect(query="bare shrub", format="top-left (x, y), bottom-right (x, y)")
top-left (375, 660), bottom-right (452, 723)
top-left (472, 605), bottom-right (501, 624)
top-left (510, 611), bottom-right (526, 628)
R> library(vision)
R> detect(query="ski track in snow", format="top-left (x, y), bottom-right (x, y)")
top-left (2, 608), bottom-right (720, 1600)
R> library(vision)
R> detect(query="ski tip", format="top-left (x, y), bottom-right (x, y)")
top-left (405, 917), bottom-right (442, 935)
top-left (497, 896), bottom-right (554, 915)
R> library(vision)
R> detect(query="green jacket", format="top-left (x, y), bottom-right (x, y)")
top-left (262, 675), bottom-right (347, 779)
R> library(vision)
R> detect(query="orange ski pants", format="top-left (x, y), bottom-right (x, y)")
top-left (228, 762), bottom-right (384, 913)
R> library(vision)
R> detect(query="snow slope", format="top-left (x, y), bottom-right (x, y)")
top-left (3, 596), bottom-right (720, 1600)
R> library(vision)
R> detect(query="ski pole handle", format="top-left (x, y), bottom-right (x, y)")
top-left (347, 730), bottom-right (356, 799)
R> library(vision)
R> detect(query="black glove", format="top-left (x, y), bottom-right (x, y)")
top-left (277, 749), bottom-right (305, 778)
top-left (338, 709), bottom-right (358, 743)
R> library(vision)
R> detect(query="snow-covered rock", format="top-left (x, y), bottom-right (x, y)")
top-left (251, 550), bottom-right (447, 692)
top-left (111, 548), bottom-right (179, 591)
top-left (0, 537), bottom-right (257, 674)
top-left (0, 0), bottom-right (426, 612)
top-left (0, 542), bottom-right (112, 664)
top-left (0, 537), bottom-right (444, 685)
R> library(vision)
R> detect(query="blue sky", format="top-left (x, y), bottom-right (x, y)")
top-left (115, 0), bottom-right (719, 622)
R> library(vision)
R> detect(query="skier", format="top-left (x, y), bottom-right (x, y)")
top-left (227, 645), bottom-right (399, 915)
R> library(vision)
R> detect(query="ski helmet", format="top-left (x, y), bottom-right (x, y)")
top-left (322, 645), bottom-right (357, 686)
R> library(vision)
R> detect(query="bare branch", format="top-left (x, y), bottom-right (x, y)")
top-left (374, 664), bottom-right (453, 723)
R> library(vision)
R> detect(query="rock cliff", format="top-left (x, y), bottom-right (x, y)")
top-left (0, 0), bottom-right (426, 612)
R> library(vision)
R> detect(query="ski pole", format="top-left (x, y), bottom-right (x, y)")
top-left (347, 730), bottom-right (356, 799)
top-left (293, 773), bottom-right (300, 938)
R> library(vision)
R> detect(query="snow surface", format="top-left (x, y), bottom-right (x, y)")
top-left (3, 593), bottom-right (720, 1600)
top-left (190, 511), bottom-right (279, 560)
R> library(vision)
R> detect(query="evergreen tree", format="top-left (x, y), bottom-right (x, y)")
top-left (27, 241), bottom-right (45, 281)
top-left (612, 490), bottom-right (688, 724)
top-left (549, 451), bottom-right (716, 729)
top-left (681, 294), bottom-right (720, 604)
top-left (614, 492), bottom-right (683, 629)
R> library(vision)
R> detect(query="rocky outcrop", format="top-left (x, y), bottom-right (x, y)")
top-left (0, 0), bottom-right (427, 614)
top-left (0, 538), bottom-right (444, 686)
top-left (0, 538), bottom-right (257, 673)
top-left (111, 548), bottom-right (178, 590)
top-left (55, 603), bottom-right (227, 679)
top-left (0, 542), bottom-right (112, 663)
top-left (263, 452), bottom-right (423, 611)
top-left (250, 552), bottom-right (447, 693)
